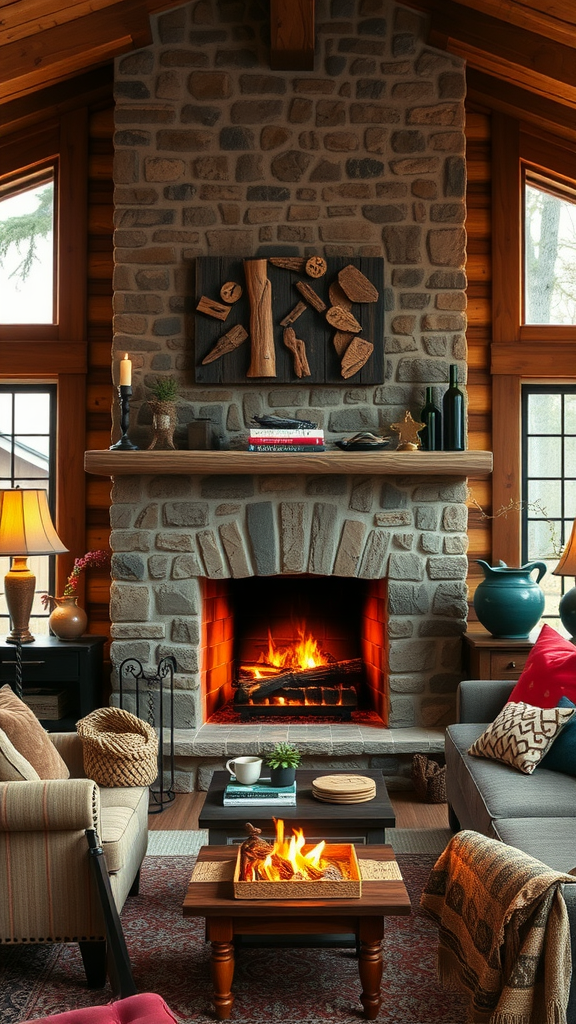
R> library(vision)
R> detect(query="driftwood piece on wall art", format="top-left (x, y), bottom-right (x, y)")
top-left (194, 256), bottom-right (385, 384)
top-left (201, 324), bottom-right (248, 364)
top-left (283, 327), bottom-right (311, 377)
top-left (341, 337), bottom-right (374, 379)
top-left (244, 258), bottom-right (276, 377)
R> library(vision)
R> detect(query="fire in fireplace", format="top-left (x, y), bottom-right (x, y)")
top-left (201, 575), bottom-right (388, 724)
top-left (234, 622), bottom-right (361, 719)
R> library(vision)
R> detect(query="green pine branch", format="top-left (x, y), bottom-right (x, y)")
top-left (0, 187), bottom-right (53, 281)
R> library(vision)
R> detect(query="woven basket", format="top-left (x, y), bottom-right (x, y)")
top-left (77, 706), bottom-right (158, 788)
top-left (411, 753), bottom-right (446, 804)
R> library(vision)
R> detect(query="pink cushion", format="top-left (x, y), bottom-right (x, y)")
top-left (21, 993), bottom-right (178, 1024)
top-left (508, 624), bottom-right (576, 707)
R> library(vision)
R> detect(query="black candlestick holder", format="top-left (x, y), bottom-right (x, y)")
top-left (109, 385), bottom-right (139, 451)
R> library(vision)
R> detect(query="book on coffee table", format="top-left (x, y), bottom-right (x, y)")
top-left (223, 780), bottom-right (297, 806)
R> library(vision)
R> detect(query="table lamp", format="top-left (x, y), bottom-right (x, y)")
top-left (552, 517), bottom-right (576, 639)
top-left (0, 489), bottom-right (68, 644)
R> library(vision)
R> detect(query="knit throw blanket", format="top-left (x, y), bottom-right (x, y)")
top-left (420, 830), bottom-right (576, 1024)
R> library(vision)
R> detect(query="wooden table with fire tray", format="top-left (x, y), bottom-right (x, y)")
top-left (199, 769), bottom-right (395, 846)
top-left (183, 840), bottom-right (411, 1021)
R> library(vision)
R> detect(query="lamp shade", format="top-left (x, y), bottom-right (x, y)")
top-left (553, 518), bottom-right (576, 577)
top-left (0, 489), bottom-right (68, 556)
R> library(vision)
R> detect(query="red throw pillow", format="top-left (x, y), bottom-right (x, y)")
top-left (507, 624), bottom-right (576, 708)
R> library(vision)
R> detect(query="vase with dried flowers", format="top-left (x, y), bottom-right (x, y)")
top-left (42, 550), bottom-right (108, 641)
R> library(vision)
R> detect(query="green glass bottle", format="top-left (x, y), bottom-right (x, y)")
top-left (420, 386), bottom-right (442, 451)
top-left (442, 364), bottom-right (465, 451)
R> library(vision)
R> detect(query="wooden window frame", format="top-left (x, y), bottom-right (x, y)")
top-left (0, 109), bottom-right (88, 593)
top-left (491, 113), bottom-right (576, 567)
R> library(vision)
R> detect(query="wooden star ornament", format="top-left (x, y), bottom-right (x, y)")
top-left (390, 410), bottom-right (425, 451)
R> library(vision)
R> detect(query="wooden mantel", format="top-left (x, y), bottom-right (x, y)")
top-left (85, 449), bottom-right (493, 477)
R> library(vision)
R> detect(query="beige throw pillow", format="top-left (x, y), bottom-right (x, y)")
top-left (0, 684), bottom-right (69, 780)
top-left (468, 701), bottom-right (575, 774)
top-left (0, 725), bottom-right (40, 781)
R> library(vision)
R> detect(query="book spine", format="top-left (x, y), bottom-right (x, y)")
top-left (248, 445), bottom-right (325, 452)
top-left (223, 798), bottom-right (297, 806)
top-left (249, 429), bottom-right (323, 438)
top-left (247, 436), bottom-right (324, 445)
top-left (224, 791), bottom-right (294, 799)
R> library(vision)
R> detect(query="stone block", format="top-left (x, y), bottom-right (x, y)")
top-left (389, 639), bottom-right (435, 672)
top-left (171, 618), bottom-right (200, 644)
top-left (172, 553), bottom-right (203, 578)
top-left (388, 582), bottom-right (428, 615)
top-left (442, 505), bottom-right (468, 531)
top-left (279, 502), bottom-right (307, 573)
top-left (197, 529), bottom-right (226, 578)
top-left (110, 583), bottom-right (150, 622)
top-left (154, 582), bottom-right (199, 615)
top-left (308, 502), bottom-right (338, 575)
top-left (415, 506), bottom-right (439, 530)
top-left (111, 623), bottom-right (165, 639)
top-left (427, 555), bottom-right (468, 580)
top-left (200, 476), bottom-right (254, 499)
top-left (156, 532), bottom-right (193, 552)
top-left (333, 519), bottom-right (367, 576)
top-left (349, 478), bottom-right (374, 513)
top-left (109, 640), bottom-right (152, 666)
top-left (443, 535), bottom-right (467, 554)
top-left (111, 553), bottom-right (146, 580)
top-left (219, 521), bottom-right (251, 578)
top-left (110, 530), bottom-right (151, 552)
top-left (163, 502), bottom-right (209, 527)
top-left (246, 502), bottom-right (278, 575)
top-left (432, 582), bottom-right (468, 618)
top-left (188, 72), bottom-right (232, 100)
top-left (374, 511), bottom-right (411, 527)
top-left (388, 552), bottom-right (424, 581)
top-left (358, 529), bottom-right (389, 578)
top-left (420, 532), bottom-right (441, 554)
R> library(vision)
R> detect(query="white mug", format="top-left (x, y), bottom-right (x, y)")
top-left (226, 756), bottom-right (262, 785)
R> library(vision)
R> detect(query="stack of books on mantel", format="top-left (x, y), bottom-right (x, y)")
top-left (223, 779), bottom-right (297, 806)
top-left (247, 427), bottom-right (325, 453)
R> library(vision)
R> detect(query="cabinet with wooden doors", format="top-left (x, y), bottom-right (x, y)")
top-left (462, 631), bottom-right (534, 681)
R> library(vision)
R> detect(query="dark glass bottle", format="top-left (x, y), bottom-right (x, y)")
top-left (419, 386), bottom-right (442, 451)
top-left (442, 364), bottom-right (465, 451)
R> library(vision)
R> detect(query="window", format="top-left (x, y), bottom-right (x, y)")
top-left (522, 386), bottom-right (576, 633)
top-left (0, 385), bottom-right (57, 636)
top-left (0, 170), bottom-right (56, 325)
top-left (524, 173), bottom-right (576, 325)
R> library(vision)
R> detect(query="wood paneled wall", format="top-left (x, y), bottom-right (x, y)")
top-left (85, 98), bottom-right (114, 643)
top-left (465, 100), bottom-right (494, 620)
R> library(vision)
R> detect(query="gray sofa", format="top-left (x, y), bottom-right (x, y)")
top-left (446, 677), bottom-right (576, 1020)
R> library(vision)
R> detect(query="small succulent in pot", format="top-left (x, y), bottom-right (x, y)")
top-left (148, 376), bottom-right (178, 402)
top-left (147, 376), bottom-right (178, 450)
top-left (265, 742), bottom-right (301, 788)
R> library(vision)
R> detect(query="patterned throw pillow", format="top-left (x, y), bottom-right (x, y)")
top-left (468, 701), bottom-right (575, 774)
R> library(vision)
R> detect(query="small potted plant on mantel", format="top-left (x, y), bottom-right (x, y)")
top-left (265, 742), bottom-right (302, 788)
top-left (147, 376), bottom-right (178, 451)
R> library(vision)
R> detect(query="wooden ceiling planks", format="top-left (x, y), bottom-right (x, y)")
top-left (0, 0), bottom-right (185, 106)
top-left (270, 0), bottom-right (315, 70)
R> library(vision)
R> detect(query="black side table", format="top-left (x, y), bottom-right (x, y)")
top-left (0, 635), bottom-right (106, 730)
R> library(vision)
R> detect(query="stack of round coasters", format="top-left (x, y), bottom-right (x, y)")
top-left (312, 774), bottom-right (376, 804)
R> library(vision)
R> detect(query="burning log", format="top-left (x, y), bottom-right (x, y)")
top-left (234, 657), bottom-right (362, 703)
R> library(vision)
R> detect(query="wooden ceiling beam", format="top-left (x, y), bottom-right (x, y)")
top-left (270, 0), bottom-right (315, 71)
top-left (467, 69), bottom-right (576, 145)
top-left (0, 0), bottom-right (184, 107)
top-left (426, 1), bottom-right (576, 100)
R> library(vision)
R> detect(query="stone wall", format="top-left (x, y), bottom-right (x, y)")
top-left (112, 0), bottom-right (467, 448)
top-left (109, 0), bottom-right (470, 737)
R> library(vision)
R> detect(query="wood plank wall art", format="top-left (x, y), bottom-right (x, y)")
top-left (194, 256), bottom-right (385, 385)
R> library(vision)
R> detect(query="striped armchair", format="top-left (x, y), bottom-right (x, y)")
top-left (0, 731), bottom-right (149, 989)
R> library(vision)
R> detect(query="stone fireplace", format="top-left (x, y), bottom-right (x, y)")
top-left (94, 0), bottom-right (491, 789)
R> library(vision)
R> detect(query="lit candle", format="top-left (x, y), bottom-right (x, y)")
top-left (119, 353), bottom-right (132, 386)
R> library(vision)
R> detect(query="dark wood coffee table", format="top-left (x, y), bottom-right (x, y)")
top-left (199, 769), bottom-right (395, 845)
top-left (183, 843), bottom-right (411, 1020)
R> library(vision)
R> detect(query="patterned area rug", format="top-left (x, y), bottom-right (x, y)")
top-left (0, 853), bottom-right (468, 1024)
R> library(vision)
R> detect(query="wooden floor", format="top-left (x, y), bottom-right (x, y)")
top-left (148, 789), bottom-right (449, 831)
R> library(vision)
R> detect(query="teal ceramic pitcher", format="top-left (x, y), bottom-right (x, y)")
top-left (473, 560), bottom-right (547, 639)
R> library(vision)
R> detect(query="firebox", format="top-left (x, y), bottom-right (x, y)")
top-left (200, 575), bottom-right (387, 724)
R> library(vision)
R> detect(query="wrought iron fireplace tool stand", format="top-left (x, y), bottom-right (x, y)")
top-left (118, 655), bottom-right (175, 813)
